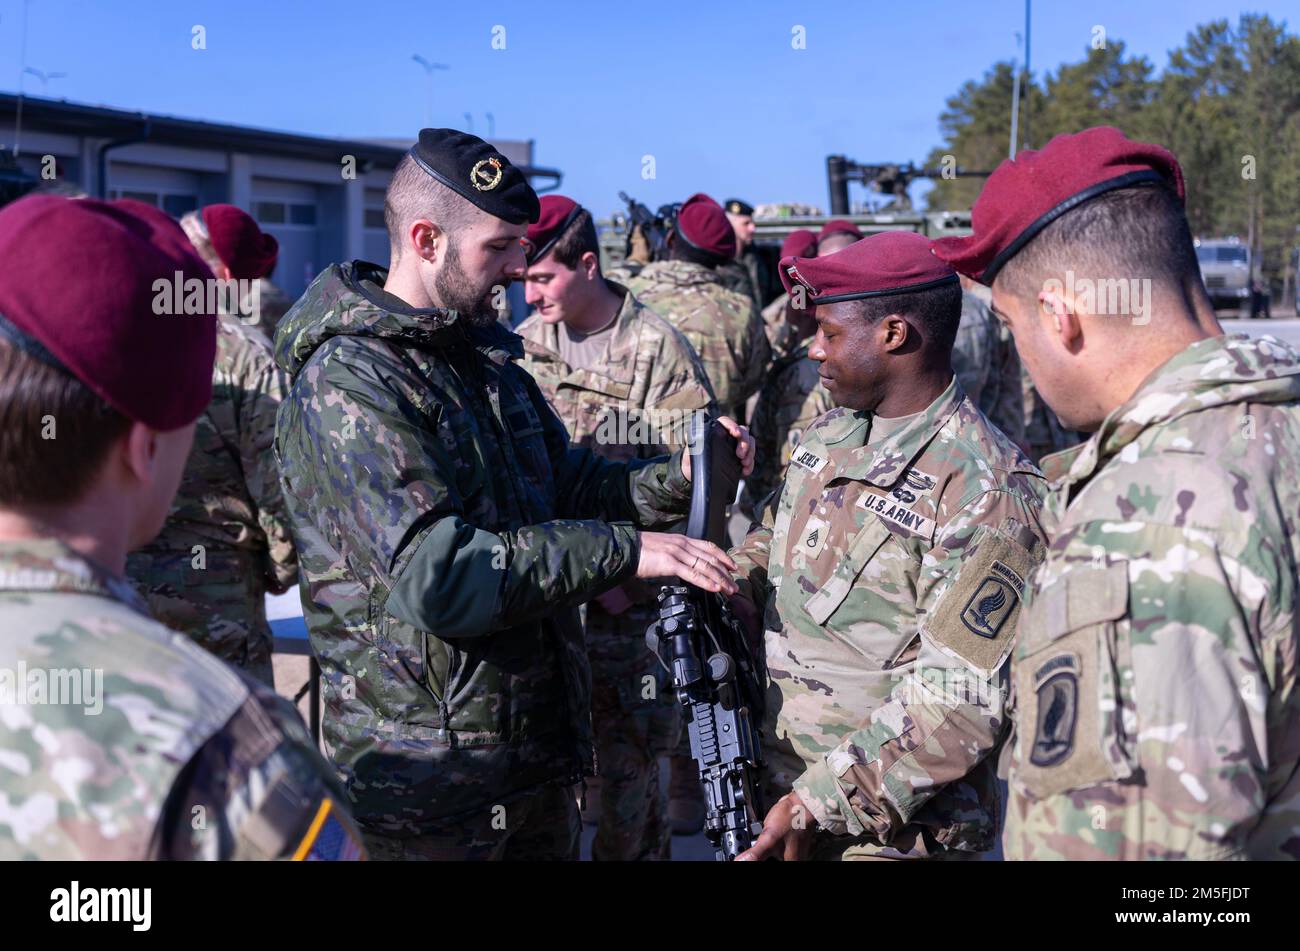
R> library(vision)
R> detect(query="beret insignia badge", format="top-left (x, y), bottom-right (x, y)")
top-left (471, 157), bottom-right (504, 191)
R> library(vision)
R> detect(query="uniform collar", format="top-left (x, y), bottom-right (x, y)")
top-left (822, 376), bottom-right (964, 488)
top-left (0, 538), bottom-right (149, 615)
top-left (520, 284), bottom-right (645, 392)
top-left (643, 259), bottom-right (719, 288)
top-left (1050, 333), bottom-right (1299, 492)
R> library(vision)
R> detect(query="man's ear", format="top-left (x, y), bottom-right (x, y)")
top-left (580, 251), bottom-right (600, 281)
top-left (1039, 285), bottom-right (1084, 353)
top-left (409, 220), bottom-right (442, 263)
top-left (120, 422), bottom-right (160, 486)
top-left (879, 313), bottom-right (909, 353)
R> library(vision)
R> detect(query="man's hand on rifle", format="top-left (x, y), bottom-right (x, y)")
top-left (681, 415), bottom-right (754, 482)
top-left (736, 792), bottom-right (817, 861)
top-left (635, 533), bottom-right (738, 595)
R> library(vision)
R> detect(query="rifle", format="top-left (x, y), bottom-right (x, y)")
top-left (618, 191), bottom-right (675, 262)
top-left (646, 416), bottom-right (767, 861)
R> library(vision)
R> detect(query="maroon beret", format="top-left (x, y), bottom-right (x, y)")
top-left (931, 126), bottom-right (1185, 285)
top-left (780, 229), bottom-right (818, 261)
top-left (202, 204), bottom-right (279, 280)
top-left (780, 230), bottom-right (957, 305)
top-left (817, 219), bottom-right (863, 245)
top-left (676, 193), bottom-right (736, 259)
top-left (523, 194), bottom-right (581, 265)
top-left (0, 195), bottom-right (217, 430)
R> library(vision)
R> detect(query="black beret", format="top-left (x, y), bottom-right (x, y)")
top-left (724, 198), bottom-right (754, 216)
top-left (409, 128), bottom-right (540, 225)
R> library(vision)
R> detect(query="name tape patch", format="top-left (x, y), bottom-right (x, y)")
top-left (857, 490), bottom-right (934, 537)
top-left (791, 447), bottom-right (828, 474)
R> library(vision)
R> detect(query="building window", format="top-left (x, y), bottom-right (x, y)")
top-left (255, 201), bottom-right (286, 224)
top-left (115, 190), bottom-right (159, 206)
top-left (255, 200), bottom-right (316, 227)
top-left (163, 194), bottom-right (198, 217)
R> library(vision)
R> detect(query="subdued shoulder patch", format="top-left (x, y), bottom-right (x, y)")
top-left (293, 798), bottom-right (366, 861)
top-left (925, 528), bottom-right (1039, 674)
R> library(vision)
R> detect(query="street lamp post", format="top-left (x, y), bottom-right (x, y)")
top-left (411, 55), bottom-right (449, 128)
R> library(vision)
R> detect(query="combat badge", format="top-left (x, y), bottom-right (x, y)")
top-left (1029, 653), bottom-right (1079, 768)
top-left (471, 157), bottom-right (504, 191)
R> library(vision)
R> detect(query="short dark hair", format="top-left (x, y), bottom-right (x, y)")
top-left (851, 280), bottom-right (963, 357)
top-left (549, 208), bottom-right (600, 270)
top-left (998, 184), bottom-right (1198, 300)
top-left (669, 228), bottom-right (728, 269)
top-left (383, 153), bottom-right (477, 260)
top-left (0, 342), bottom-right (132, 507)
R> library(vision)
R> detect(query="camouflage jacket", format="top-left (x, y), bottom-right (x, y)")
top-left (952, 291), bottom-right (1026, 447)
top-left (0, 539), bottom-right (362, 860)
top-left (516, 286), bottom-right (716, 465)
top-left (741, 344), bottom-right (834, 517)
top-left (517, 287), bottom-right (716, 641)
top-left (717, 249), bottom-right (769, 312)
top-left (760, 292), bottom-right (806, 361)
top-left (127, 313), bottom-right (297, 684)
top-left (732, 379), bottom-right (1048, 856)
top-left (1005, 333), bottom-right (1300, 860)
top-left (273, 262), bottom-right (694, 834)
top-left (621, 260), bottom-right (772, 420)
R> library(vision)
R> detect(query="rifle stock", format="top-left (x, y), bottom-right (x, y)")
top-left (647, 416), bottom-right (767, 860)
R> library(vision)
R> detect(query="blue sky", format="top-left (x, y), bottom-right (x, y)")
top-left (1, 0), bottom-right (1294, 214)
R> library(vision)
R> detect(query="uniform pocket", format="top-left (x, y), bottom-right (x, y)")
top-left (801, 518), bottom-right (893, 626)
top-left (1014, 562), bottom-right (1136, 799)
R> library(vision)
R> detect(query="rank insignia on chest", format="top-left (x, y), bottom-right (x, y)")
top-left (960, 576), bottom-right (1016, 638)
top-left (791, 446), bottom-right (827, 474)
top-left (799, 515), bottom-right (831, 560)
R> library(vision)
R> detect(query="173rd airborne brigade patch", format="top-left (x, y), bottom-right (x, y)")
top-left (924, 524), bottom-right (1040, 675)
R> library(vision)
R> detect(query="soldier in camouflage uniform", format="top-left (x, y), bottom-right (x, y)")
top-left (516, 196), bottom-right (717, 860)
top-left (952, 280), bottom-right (1026, 448)
top-left (616, 193), bottom-right (771, 422)
top-left (273, 131), bottom-right (749, 860)
top-left (760, 230), bottom-right (818, 358)
top-left (735, 232), bottom-right (1048, 861)
top-left (128, 205), bottom-right (295, 685)
top-left (0, 195), bottom-right (362, 860)
top-left (933, 126), bottom-right (1300, 859)
top-left (743, 230), bottom-right (842, 518)
top-left (742, 347), bottom-right (833, 519)
top-left (717, 198), bottom-right (770, 312)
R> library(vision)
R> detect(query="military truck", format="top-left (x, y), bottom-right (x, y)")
top-left (598, 204), bottom-right (973, 304)
top-left (1195, 236), bottom-right (1270, 319)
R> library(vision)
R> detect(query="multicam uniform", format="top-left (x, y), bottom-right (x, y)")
top-left (1005, 334), bottom-right (1300, 860)
top-left (0, 539), bottom-right (362, 860)
top-left (517, 286), bottom-right (715, 860)
top-left (274, 262), bottom-right (695, 860)
top-left (127, 313), bottom-right (297, 686)
top-left (619, 260), bottom-right (771, 422)
top-left (732, 379), bottom-right (1048, 858)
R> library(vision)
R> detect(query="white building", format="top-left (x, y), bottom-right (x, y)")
top-left (1, 93), bottom-right (560, 310)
